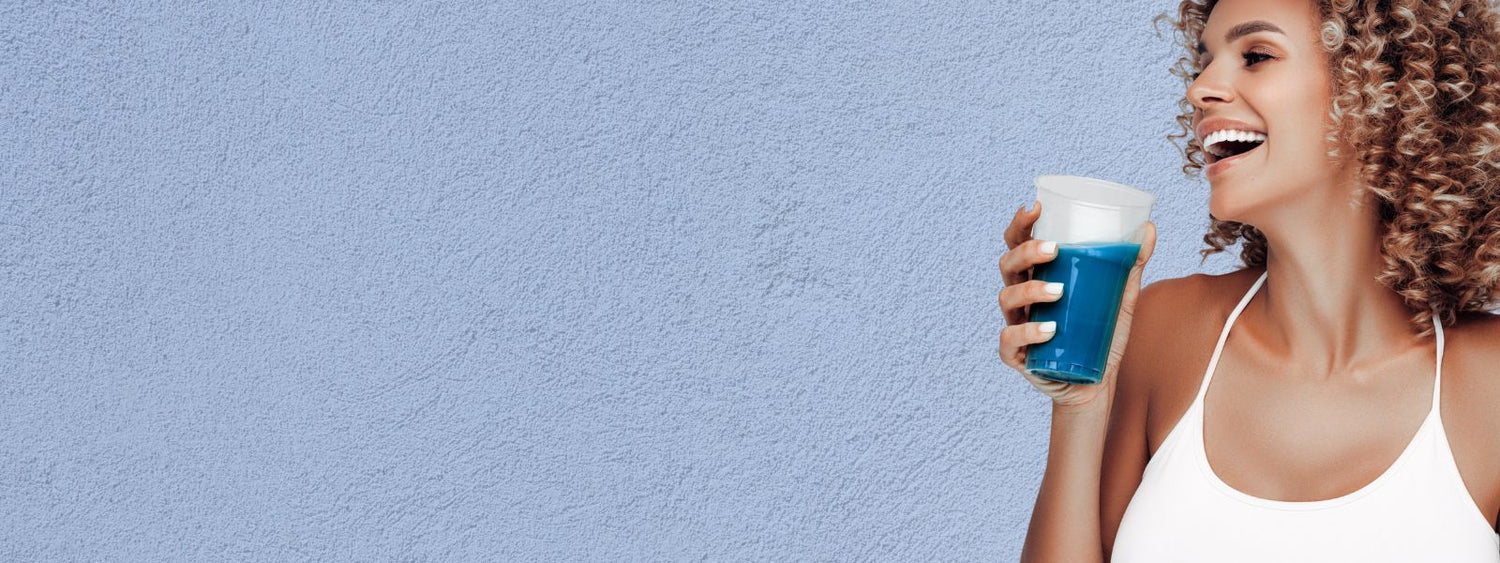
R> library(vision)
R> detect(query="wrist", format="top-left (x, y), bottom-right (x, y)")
top-left (1052, 396), bottom-right (1112, 420)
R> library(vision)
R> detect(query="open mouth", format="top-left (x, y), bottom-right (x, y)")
top-left (1204, 132), bottom-right (1266, 165)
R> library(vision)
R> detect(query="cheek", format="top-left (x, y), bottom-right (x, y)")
top-left (1255, 65), bottom-right (1334, 143)
top-left (1265, 90), bottom-right (1334, 151)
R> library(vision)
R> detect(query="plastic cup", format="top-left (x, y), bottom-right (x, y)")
top-left (1024, 175), bottom-right (1155, 385)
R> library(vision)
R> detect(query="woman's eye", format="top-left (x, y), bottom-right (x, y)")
top-left (1190, 51), bottom-right (1273, 80)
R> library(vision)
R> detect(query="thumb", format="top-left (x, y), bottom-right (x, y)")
top-left (1135, 221), bottom-right (1156, 266)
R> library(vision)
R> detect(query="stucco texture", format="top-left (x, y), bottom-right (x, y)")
top-left (3, 1), bottom-right (1237, 560)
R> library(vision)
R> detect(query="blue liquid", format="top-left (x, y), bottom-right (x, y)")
top-left (1024, 242), bottom-right (1142, 385)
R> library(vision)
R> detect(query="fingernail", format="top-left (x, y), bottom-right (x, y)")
top-left (1044, 282), bottom-right (1064, 295)
top-left (1039, 321), bottom-right (1057, 333)
top-left (1039, 240), bottom-right (1057, 255)
top-left (1030, 199), bottom-right (1040, 212)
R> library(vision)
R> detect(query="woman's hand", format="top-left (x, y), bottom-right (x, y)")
top-left (998, 200), bottom-right (1156, 412)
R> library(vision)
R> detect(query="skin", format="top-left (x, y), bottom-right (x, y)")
top-left (1003, 0), bottom-right (1500, 556)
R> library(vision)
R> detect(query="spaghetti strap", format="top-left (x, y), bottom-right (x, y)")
top-left (1431, 308), bottom-right (1445, 415)
top-left (1193, 270), bottom-right (1269, 405)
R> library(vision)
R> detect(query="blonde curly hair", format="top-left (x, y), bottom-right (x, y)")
top-left (1155, 0), bottom-right (1500, 337)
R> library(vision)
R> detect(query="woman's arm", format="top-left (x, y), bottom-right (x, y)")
top-left (1020, 279), bottom-right (1174, 562)
top-left (1020, 402), bottom-right (1114, 563)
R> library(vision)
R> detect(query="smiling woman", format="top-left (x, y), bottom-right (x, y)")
top-left (1163, 0), bottom-right (1500, 336)
top-left (1000, 0), bottom-right (1500, 561)
top-left (1113, 0), bottom-right (1500, 560)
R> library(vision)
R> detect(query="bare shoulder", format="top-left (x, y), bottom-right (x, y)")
top-left (1137, 267), bottom-right (1259, 316)
top-left (1446, 310), bottom-right (1500, 395)
top-left (1444, 310), bottom-right (1500, 423)
top-left (1131, 268), bottom-right (1256, 359)
top-left (1128, 267), bottom-right (1263, 453)
top-left (1439, 309), bottom-right (1500, 529)
top-left (1118, 271), bottom-right (1225, 403)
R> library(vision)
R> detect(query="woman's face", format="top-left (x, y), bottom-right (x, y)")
top-left (1190, 0), bottom-right (1348, 221)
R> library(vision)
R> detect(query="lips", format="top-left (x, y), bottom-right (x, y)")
top-left (1196, 117), bottom-right (1266, 164)
top-left (1206, 139), bottom-right (1264, 174)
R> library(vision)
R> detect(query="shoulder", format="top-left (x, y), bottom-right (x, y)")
top-left (1138, 271), bottom-right (1210, 308)
top-left (1438, 309), bottom-right (1500, 525)
top-left (1445, 310), bottom-right (1500, 387)
top-left (1124, 267), bottom-right (1262, 410)
top-left (1133, 267), bottom-right (1257, 340)
top-left (1444, 310), bottom-right (1500, 410)
top-left (1121, 269), bottom-right (1249, 395)
top-left (1439, 311), bottom-right (1500, 455)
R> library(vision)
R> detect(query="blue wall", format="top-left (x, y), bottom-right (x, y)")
top-left (4, 1), bottom-right (1234, 559)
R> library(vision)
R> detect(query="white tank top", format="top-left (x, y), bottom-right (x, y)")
top-left (1111, 270), bottom-right (1500, 561)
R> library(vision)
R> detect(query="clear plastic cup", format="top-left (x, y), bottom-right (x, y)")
top-left (1024, 175), bottom-right (1155, 385)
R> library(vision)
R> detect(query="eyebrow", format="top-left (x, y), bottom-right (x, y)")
top-left (1196, 20), bottom-right (1287, 57)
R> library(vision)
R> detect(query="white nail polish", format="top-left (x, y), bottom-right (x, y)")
top-left (1039, 321), bottom-right (1057, 333)
top-left (1045, 282), bottom-right (1064, 295)
top-left (1040, 241), bottom-right (1057, 255)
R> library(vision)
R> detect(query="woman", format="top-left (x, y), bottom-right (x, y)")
top-left (998, 0), bottom-right (1500, 560)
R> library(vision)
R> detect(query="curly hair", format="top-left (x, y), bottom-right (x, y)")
top-left (1154, 0), bottom-right (1500, 338)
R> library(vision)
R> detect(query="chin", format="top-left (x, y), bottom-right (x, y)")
top-left (1206, 178), bottom-right (1275, 226)
top-left (1206, 191), bottom-right (1242, 224)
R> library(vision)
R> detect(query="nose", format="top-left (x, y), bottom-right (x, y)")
top-left (1188, 65), bottom-right (1234, 111)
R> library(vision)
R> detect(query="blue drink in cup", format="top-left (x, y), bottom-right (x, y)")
top-left (1025, 242), bottom-right (1141, 384)
top-left (1023, 175), bottom-right (1155, 385)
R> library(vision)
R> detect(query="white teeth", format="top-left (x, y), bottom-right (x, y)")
top-left (1204, 129), bottom-right (1266, 157)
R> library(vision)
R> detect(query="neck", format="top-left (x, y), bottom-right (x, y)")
top-left (1244, 184), bottom-right (1425, 378)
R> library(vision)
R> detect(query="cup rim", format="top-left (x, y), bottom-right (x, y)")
top-left (1034, 174), bottom-right (1156, 210)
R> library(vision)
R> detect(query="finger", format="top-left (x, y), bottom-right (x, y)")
top-left (1000, 238), bottom-right (1059, 287)
top-left (1001, 290), bottom-right (1025, 327)
top-left (999, 279), bottom-right (1064, 324)
top-left (999, 326), bottom-right (1028, 372)
top-left (1003, 200), bottom-right (1042, 250)
top-left (998, 321), bottom-right (1057, 371)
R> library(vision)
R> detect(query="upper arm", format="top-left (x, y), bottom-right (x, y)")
top-left (1100, 275), bottom-right (1197, 556)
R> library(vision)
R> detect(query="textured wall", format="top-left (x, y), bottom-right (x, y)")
top-left (3, 1), bottom-right (1238, 560)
